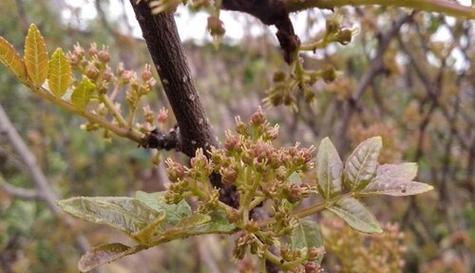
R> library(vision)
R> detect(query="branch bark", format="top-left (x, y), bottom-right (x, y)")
top-left (130, 3), bottom-right (216, 157)
top-left (129, 2), bottom-right (239, 207)
top-left (221, 0), bottom-right (300, 63)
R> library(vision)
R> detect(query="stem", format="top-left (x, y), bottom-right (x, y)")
top-left (99, 93), bottom-right (128, 127)
top-left (32, 86), bottom-right (144, 143)
top-left (292, 202), bottom-right (326, 219)
top-left (285, 0), bottom-right (475, 19)
top-left (127, 104), bottom-right (137, 128)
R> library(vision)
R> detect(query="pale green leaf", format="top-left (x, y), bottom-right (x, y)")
top-left (288, 171), bottom-right (302, 184)
top-left (48, 48), bottom-right (72, 97)
top-left (362, 163), bottom-right (433, 196)
top-left (78, 243), bottom-right (143, 272)
top-left (344, 136), bottom-right (382, 190)
top-left (152, 210), bottom-right (235, 244)
top-left (24, 24), bottom-right (48, 86)
top-left (327, 197), bottom-right (382, 233)
top-left (316, 137), bottom-right (343, 199)
top-left (291, 219), bottom-right (323, 251)
top-left (58, 197), bottom-right (162, 235)
top-left (71, 77), bottom-right (95, 110)
top-left (0, 36), bottom-right (27, 81)
top-left (135, 191), bottom-right (191, 225)
top-left (375, 163), bottom-right (418, 181)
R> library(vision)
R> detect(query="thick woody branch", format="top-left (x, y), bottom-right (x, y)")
top-left (129, 1), bottom-right (239, 207)
top-left (142, 126), bottom-right (180, 150)
top-left (130, 2), bottom-right (216, 157)
top-left (222, 0), bottom-right (299, 63)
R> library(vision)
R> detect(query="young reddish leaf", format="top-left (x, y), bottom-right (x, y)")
top-left (327, 197), bottom-right (382, 233)
top-left (344, 136), bottom-right (382, 190)
top-left (71, 77), bottom-right (95, 110)
top-left (0, 36), bottom-right (27, 81)
top-left (78, 243), bottom-right (143, 272)
top-left (24, 24), bottom-right (48, 86)
top-left (48, 48), bottom-right (72, 97)
top-left (316, 137), bottom-right (343, 199)
top-left (361, 163), bottom-right (433, 196)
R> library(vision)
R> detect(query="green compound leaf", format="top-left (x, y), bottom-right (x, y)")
top-left (291, 220), bottom-right (324, 263)
top-left (71, 77), bottom-right (95, 110)
top-left (316, 137), bottom-right (343, 199)
top-left (152, 209), bottom-right (236, 243)
top-left (291, 220), bottom-right (323, 249)
top-left (362, 163), bottom-right (433, 196)
top-left (344, 136), bottom-right (382, 191)
top-left (327, 196), bottom-right (382, 233)
top-left (58, 196), bottom-right (162, 235)
top-left (48, 48), bottom-right (72, 97)
top-left (135, 191), bottom-right (191, 225)
top-left (78, 243), bottom-right (143, 272)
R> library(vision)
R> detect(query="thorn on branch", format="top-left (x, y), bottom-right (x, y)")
top-left (141, 126), bottom-right (181, 151)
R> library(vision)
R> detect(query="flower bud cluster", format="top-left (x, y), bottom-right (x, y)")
top-left (265, 18), bottom-right (357, 108)
top-left (163, 109), bottom-right (319, 271)
top-left (68, 43), bottom-right (165, 140)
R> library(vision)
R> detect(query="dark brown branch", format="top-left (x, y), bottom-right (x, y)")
top-left (130, 3), bottom-right (216, 157)
top-left (221, 0), bottom-right (300, 63)
top-left (142, 126), bottom-right (180, 151)
top-left (129, 2), bottom-right (239, 208)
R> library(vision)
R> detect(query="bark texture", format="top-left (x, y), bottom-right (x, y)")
top-left (131, 2), bottom-right (216, 157)
top-left (130, 2), bottom-right (239, 208)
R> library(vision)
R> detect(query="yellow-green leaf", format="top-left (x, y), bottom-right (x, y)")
top-left (71, 77), bottom-right (95, 110)
top-left (0, 36), bottom-right (27, 81)
top-left (24, 24), bottom-right (48, 86)
top-left (48, 48), bottom-right (72, 97)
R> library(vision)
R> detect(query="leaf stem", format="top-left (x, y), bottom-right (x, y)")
top-left (99, 93), bottom-right (128, 128)
top-left (31, 85), bottom-right (144, 143)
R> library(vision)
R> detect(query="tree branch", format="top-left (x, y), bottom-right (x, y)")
top-left (142, 126), bottom-right (180, 150)
top-left (0, 103), bottom-right (105, 273)
top-left (0, 104), bottom-right (60, 214)
top-left (285, 0), bottom-right (475, 19)
top-left (221, 0), bottom-right (300, 63)
top-left (129, 2), bottom-right (239, 207)
top-left (130, 3), bottom-right (216, 157)
top-left (0, 175), bottom-right (40, 200)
